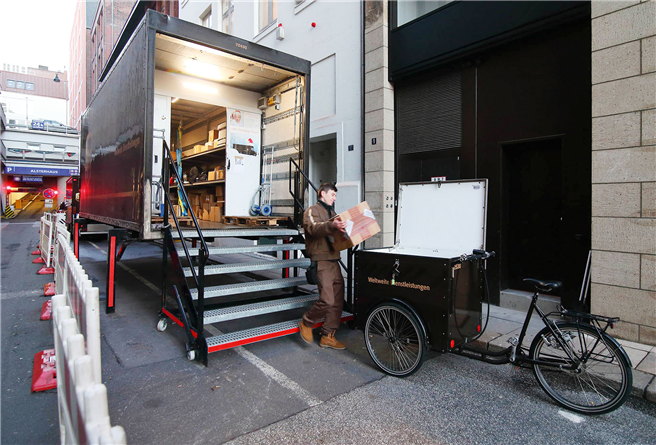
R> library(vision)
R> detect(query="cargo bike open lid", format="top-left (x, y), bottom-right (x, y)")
top-left (390, 179), bottom-right (488, 259)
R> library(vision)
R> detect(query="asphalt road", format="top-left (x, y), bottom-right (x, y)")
top-left (1, 211), bottom-right (655, 445)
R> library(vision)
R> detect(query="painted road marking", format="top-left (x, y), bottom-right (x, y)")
top-left (205, 324), bottom-right (322, 407)
top-left (88, 242), bottom-right (160, 294)
top-left (86, 240), bottom-right (321, 407)
top-left (558, 410), bottom-right (584, 424)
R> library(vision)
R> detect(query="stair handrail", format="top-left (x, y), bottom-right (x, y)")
top-left (289, 157), bottom-right (318, 226)
top-left (161, 141), bottom-right (209, 307)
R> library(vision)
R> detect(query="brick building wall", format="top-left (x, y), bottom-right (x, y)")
top-left (591, 0), bottom-right (656, 345)
top-left (90, 0), bottom-right (137, 94)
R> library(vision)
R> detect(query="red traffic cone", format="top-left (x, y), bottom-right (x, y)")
top-left (32, 257), bottom-right (45, 264)
top-left (37, 267), bottom-right (54, 275)
top-left (31, 250), bottom-right (41, 255)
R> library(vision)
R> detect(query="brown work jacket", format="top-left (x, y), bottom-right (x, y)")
top-left (303, 201), bottom-right (340, 261)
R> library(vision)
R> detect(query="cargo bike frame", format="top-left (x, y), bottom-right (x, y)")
top-left (353, 248), bottom-right (632, 415)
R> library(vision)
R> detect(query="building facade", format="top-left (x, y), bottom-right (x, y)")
top-left (68, 1), bottom-right (99, 130)
top-left (590, 0), bottom-right (656, 345)
top-left (0, 65), bottom-right (68, 126)
top-left (179, 0), bottom-right (363, 214)
top-left (364, 0), bottom-right (655, 346)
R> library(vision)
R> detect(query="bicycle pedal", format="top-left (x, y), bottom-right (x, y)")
top-left (507, 336), bottom-right (518, 346)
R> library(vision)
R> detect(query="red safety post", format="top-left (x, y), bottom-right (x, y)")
top-left (32, 257), bottom-right (45, 264)
top-left (31, 349), bottom-right (57, 392)
top-left (37, 266), bottom-right (55, 275)
top-left (43, 282), bottom-right (56, 296)
top-left (74, 221), bottom-right (80, 259)
top-left (106, 228), bottom-right (129, 314)
top-left (107, 234), bottom-right (117, 314)
top-left (40, 300), bottom-right (52, 320)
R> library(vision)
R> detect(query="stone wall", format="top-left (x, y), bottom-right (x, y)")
top-left (591, 0), bottom-right (656, 345)
top-left (363, 1), bottom-right (395, 248)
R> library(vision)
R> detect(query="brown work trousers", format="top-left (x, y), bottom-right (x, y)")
top-left (302, 260), bottom-right (344, 336)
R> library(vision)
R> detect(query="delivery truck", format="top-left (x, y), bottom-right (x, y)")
top-left (77, 9), bottom-right (357, 365)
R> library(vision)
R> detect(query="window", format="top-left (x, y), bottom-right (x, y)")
top-left (16, 81), bottom-right (25, 89)
top-left (396, 0), bottom-right (453, 27)
top-left (6, 79), bottom-right (15, 88)
top-left (201, 6), bottom-right (212, 28)
top-left (258, 0), bottom-right (277, 32)
top-left (222, 0), bottom-right (234, 34)
top-left (26, 82), bottom-right (34, 90)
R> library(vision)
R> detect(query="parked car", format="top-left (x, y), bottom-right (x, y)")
top-left (30, 119), bottom-right (79, 134)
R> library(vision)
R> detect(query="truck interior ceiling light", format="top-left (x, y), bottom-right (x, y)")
top-left (184, 59), bottom-right (221, 79)
top-left (182, 82), bottom-right (218, 95)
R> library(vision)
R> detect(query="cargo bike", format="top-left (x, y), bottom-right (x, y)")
top-left (351, 180), bottom-right (632, 415)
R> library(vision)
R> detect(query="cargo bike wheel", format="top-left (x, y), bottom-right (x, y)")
top-left (364, 303), bottom-right (426, 377)
top-left (530, 322), bottom-right (632, 415)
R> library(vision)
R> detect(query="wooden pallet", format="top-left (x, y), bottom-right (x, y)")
top-left (152, 216), bottom-right (194, 227)
top-left (222, 215), bottom-right (286, 227)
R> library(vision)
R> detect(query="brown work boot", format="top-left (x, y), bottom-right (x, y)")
top-left (299, 320), bottom-right (314, 344)
top-left (320, 332), bottom-right (346, 350)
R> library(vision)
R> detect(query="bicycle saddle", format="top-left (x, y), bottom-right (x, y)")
top-left (523, 278), bottom-right (562, 293)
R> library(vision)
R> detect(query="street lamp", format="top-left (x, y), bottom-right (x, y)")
top-left (53, 74), bottom-right (68, 128)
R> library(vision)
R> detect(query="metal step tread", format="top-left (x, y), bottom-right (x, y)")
top-left (185, 258), bottom-right (310, 277)
top-left (179, 243), bottom-right (305, 257)
top-left (174, 228), bottom-right (299, 239)
top-left (206, 311), bottom-right (354, 351)
top-left (203, 294), bottom-right (319, 324)
top-left (190, 276), bottom-right (308, 299)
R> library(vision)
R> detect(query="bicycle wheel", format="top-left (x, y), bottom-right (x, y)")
top-left (364, 303), bottom-right (426, 377)
top-left (530, 322), bottom-right (632, 414)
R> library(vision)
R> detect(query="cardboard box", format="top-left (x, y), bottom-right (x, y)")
top-left (329, 201), bottom-right (380, 252)
top-left (194, 144), bottom-right (204, 153)
top-left (201, 208), bottom-right (210, 221)
top-left (208, 171), bottom-right (216, 181)
top-left (213, 138), bottom-right (225, 148)
top-left (209, 129), bottom-right (220, 142)
top-left (216, 168), bottom-right (225, 180)
top-left (210, 205), bottom-right (223, 222)
top-left (215, 185), bottom-right (225, 199)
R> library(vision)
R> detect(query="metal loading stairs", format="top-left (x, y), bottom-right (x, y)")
top-left (160, 226), bottom-right (353, 365)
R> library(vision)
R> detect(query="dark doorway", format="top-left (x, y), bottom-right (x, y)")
top-left (504, 138), bottom-right (562, 294)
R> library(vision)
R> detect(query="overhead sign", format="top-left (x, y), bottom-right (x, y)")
top-left (4, 165), bottom-right (79, 176)
top-left (22, 176), bottom-right (44, 183)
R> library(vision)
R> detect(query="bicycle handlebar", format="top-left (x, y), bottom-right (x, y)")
top-left (460, 249), bottom-right (495, 262)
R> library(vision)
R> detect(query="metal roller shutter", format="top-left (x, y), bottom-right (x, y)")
top-left (396, 70), bottom-right (462, 155)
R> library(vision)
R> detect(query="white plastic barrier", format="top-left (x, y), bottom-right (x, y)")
top-left (53, 231), bottom-right (101, 383)
top-left (52, 297), bottom-right (126, 445)
top-left (40, 214), bottom-right (54, 266)
top-left (54, 227), bottom-right (72, 295)
top-left (49, 218), bottom-right (125, 445)
top-left (40, 212), bottom-right (67, 267)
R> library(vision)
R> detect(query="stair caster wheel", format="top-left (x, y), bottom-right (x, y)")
top-left (156, 318), bottom-right (168, 332)
top-left (187, 349), bottom-right (197, 361)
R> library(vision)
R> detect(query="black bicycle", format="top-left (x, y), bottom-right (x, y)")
top-left (363, 251), bottom-right (633, 415)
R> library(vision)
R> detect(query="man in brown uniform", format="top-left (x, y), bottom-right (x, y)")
top-left (299, 183), bottom-right (348, 349)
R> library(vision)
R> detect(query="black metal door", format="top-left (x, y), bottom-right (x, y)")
top-left (505, 138), bottom-right (562, 293)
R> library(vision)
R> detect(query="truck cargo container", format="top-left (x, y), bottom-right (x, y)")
top-left (80, 9), bottom-right (311, 239)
